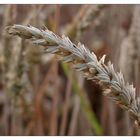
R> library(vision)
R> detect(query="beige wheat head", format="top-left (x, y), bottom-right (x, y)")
top-left (6, 24), bottom-right (140, 128)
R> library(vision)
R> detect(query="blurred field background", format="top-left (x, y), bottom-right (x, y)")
top-left (0, 4), bottom-right (140, 136)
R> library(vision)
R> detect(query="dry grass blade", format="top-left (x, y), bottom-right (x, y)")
top-left (68, 95), bottom-right (80, 136)
top-left (59, 80), bottom-right (72, 136)
top-left (6, 24), bottom-right (140, 128)
top-left (34, 62), bottom-right (55, 135)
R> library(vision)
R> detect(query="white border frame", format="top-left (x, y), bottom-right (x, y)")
top-left (0, 0), bottom-right (140, 4)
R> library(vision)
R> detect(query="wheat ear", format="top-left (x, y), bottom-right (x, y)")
top-left (6, 24), bottom-right (140, 128)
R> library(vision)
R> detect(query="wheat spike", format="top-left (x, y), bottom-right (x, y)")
top-left (6, 24), bottom-right (140, 128)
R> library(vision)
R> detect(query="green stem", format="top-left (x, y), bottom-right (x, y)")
top-left (61, 62), bottom-right (102, 135)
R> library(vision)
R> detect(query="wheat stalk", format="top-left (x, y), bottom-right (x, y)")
top-left (63, 4), bottom-right (106, 40)
top-left (77, 5), bottom-right (106, 32)
top-left (6, 24), bottom-right (140, 128)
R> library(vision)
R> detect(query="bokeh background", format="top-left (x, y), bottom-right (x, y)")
top-left (0, 4), bottom-right (140, 136)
